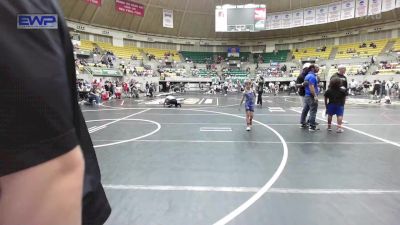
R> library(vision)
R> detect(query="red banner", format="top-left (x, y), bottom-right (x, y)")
top-left (115, 0), bottom-right (145, 17)
top-left (84, 0), bottom-right (102, 6)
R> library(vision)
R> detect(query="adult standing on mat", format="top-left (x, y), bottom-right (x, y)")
top-left (0, 1), bottom-right (111, 225)
top-left (257, 76), bottom-right (264, 107)
top-left (300, 65), bottom-right (320, 131)
top-left (297, 63), bottom-right (310, 128)
top-left (240, 81), bottom-right (256, 131)
top-left (330, 65), bottom-right (348, 95)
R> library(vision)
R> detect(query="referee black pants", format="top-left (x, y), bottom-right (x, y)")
top-left (257, 91), bottom-right (263, 105)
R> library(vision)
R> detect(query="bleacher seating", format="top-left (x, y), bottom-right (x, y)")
top-left (335, 39), bottom-right (388, 59)
top-left (80, 40), bottom-right (94, 51)
top-left (376, 68), bottom-right (400, 75)
top-left (197, 69), bottom-right (217, 77)
top-left (96, 42), bottom-right (142, 60)
top-left (239, 52), bottom-right (251, 61)
top-left (181, 52), bottom-right (215, 63)
top-left (80, 40), bottom-right (142, 60)
top-left (224, 70), bottom-right (248, 78)
top-left (143, 48), bottom-right (180, 62)
top-left (392, 38), bottom-right (400, 52)
top-left (258, 50), bottom-right (290, 63)
top-left (292, 47), bottom-right (332, 60)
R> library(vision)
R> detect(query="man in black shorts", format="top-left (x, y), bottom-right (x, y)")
top-left (0, 1), bottom-right (111, 224)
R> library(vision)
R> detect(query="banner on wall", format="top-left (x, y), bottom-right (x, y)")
top-left (270, 13), bottom-right (282, 30)
top-left (341, 0), bottom-right (355, 20)
top-left (281, 12), bottom-right (292, 28)
top-left (163, 9), bottom-right (173, 28)
top-left (381, 0), bottom-right (396, 11)
top-left (328, 2), bottom-right (342, 22)
top-left (265, 14), bottom-right (272, 30)
top-left (315, 5), bottom-right (328, 24)
top-left (291, 9), bottom-right (304, 27)
top-left (303, 7), bottom-right (316, 26)
top-left (84, 0), bottom-right (101, 6)
top-left (355, 0), bottom-right (369, 17)
top-left (215, 8), bottom-right (228, 32)
top-left (254, 8), bottom-right (266, 31)
top-left (115, 0), bottom-right (145, 17)
top-left (368, 0), bottom-right (382, 15)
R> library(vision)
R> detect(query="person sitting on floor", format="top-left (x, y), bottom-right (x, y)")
top-left (164, 95), bottom-right (181, 108)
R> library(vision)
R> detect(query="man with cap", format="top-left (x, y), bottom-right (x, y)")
top-left (297, 63), bottom-right (311, 128)
top-left (301, 64), bottom-right (320, 131)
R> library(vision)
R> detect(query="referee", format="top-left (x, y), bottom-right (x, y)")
top-left (0, 1), bottom-right (111, 225)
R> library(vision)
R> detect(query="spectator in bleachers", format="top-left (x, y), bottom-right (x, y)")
top-left (361, 42), bottom-right (367, 48)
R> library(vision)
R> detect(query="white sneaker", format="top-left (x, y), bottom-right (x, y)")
top-left (246, 126), bottom-right (251, 131)
top-left (336, 128), bottom-right (344, 133)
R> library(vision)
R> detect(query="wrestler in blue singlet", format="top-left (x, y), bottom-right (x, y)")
top-left (244, 90), bottom-right (256, 112)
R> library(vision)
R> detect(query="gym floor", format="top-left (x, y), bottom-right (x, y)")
top-left (81, 94), bottom-right (400, 225)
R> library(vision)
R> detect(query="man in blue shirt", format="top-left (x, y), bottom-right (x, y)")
top-left (300, 65), bottom-right (320, 131)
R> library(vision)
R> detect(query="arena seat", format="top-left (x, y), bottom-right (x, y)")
top-left (143, 48), bottom-right (180, 62)
top-left (80, 40), bottom-right (95, 51)
top-left (376, 68), bottom-right (400, 75)
top-left (393, 38), bottom-right (400, 52)
top-left (335, 39), bottom-right (388, 59)
top-left (181, 51), bottom-right (216, 63)
top-left (82, 41), bottom-right (143, 60)
top-left (292, 47), bottom-right (332, 60)
top-left (197, 69), bottom-right (217, 77)
top-left (259, 50), bottom-right (290, 62)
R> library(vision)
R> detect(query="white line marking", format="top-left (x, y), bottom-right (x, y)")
top-left (93, 119), bottom-right (161, 148)
top-left (204, 99), bottom-right (213, 104)
top-left (284, 98), bottom-right (299, 104)
top-left (103, 185), bottom-right (400, 195)
top-left (91, 139), bottom-right (392, 145)
top-left (103, 184), bottom-right (258, 193)
top-left (120, 100), bottom-right (125, 106)
top-left (217, 98), bottom-right (219, 106)
top-left (88, 125), bottom-right (107, 133)
top-left (85, 119), bottom-right (400, 126)
top-left (268, 107), bottom-right (286, 112)
top-left (291, 109), bottom-right (400, 148)
top-left (88, 126), bottom-right (97, 132)
top-left (198, 98), bottom-right (205, 105)
top-left (200, 127), bottom-right (232, 132)
top-left (89, 109), bottom-right (150, 134)
top-left (187, 109), bottom-right (288, 225)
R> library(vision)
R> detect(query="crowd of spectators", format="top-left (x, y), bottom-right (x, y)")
top-left (77, 78), bottom-right (158, 105)
top-left (256, 64), bottom-right (296, 78)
